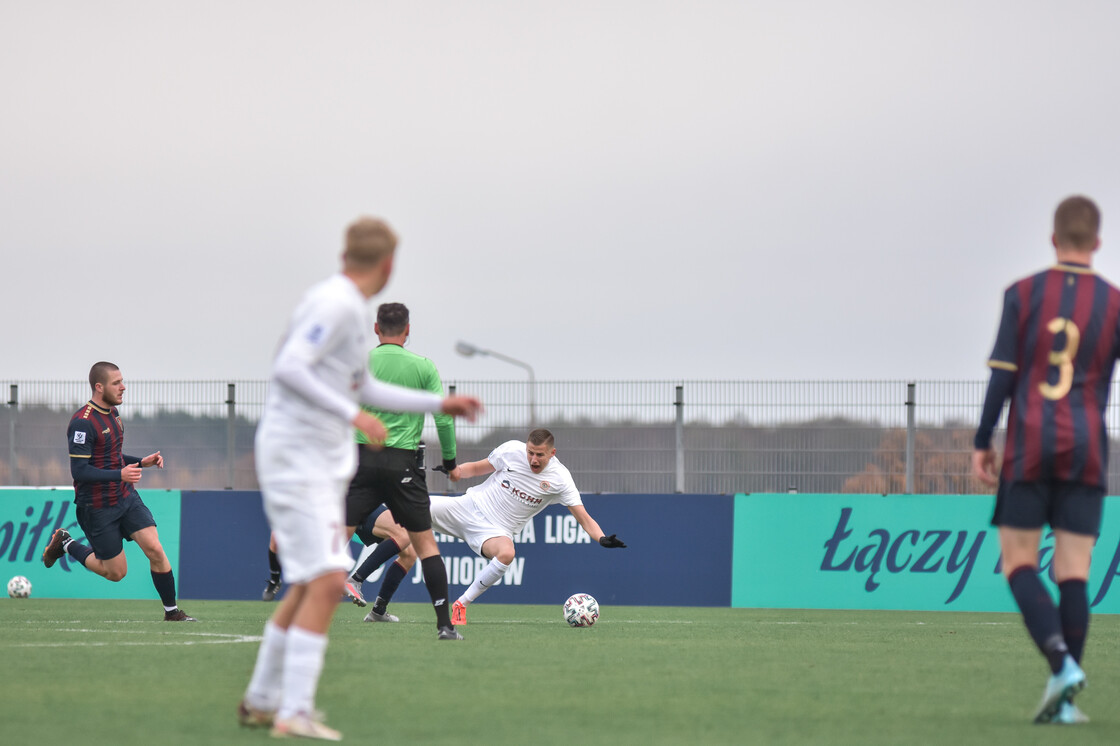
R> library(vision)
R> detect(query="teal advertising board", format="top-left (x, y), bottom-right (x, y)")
top-left (732, 493), bottom-right (1120, 613)
top-left (0, 488), bottom-right (182, 600)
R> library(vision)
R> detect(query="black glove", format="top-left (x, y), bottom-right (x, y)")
top-left (599, 534), bottom-right (626, 548)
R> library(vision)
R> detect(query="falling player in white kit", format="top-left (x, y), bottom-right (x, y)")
top-left (441, 428), bottom-right (626, 625)
top-left (238, 217), bottom-right (482, 741)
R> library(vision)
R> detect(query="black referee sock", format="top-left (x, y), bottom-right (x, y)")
top-left (1007, 565), bottom-right (1067, 673)
top-left (1058, 579), bottom-right (1089, 664)
top-left (420, 555), bottom-right (453, 629)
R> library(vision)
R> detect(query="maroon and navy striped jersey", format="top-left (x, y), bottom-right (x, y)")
top-left (986, 262), bottom-right (1120, 487)
top-left (67, 401), bottom-right (140, 508)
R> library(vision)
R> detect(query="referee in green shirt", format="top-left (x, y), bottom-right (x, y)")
top-left (342, 302), bottom-right (465, 639)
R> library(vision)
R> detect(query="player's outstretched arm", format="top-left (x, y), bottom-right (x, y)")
top-left (568, 506), bottom-right (626, 548)
top-left (448, 458), bottom-right (496, 482)
top-left (440, 395), bottom-right (483, 421)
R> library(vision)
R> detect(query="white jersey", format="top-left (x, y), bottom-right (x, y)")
top-left (256, 274), bottom-right (372, 482)
top-left (465, 440), bottom-right (582, 535)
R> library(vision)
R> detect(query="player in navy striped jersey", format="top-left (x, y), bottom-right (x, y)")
top-left (973, 196), bottom-right (1115, 724)
top-left (41, 361), bottom-right (195, 622)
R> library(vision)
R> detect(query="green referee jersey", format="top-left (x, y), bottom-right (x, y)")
top-left (356, 343), bottom-right (456, 460)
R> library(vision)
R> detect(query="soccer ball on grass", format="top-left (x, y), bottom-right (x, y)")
top-left (563, 593), bottom-right (599, 627)
top-left (7, 575), bottom-right (32, 599)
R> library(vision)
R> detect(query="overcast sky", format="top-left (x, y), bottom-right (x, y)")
top-left (3, 1), bottom-right (1120, 385)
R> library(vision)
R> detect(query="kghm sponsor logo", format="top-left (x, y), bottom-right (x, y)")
top-left (500, 480), bottom-right (543, 506)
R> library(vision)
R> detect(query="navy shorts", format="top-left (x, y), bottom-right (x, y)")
top-left (75, 491), bottom-right (157, 560)
top-left (992, 479), bottom-right (1104, 536)
top-left (344, 446), bottom-right (431, 533)
top-left (354, 504), bottom-right (390, 546)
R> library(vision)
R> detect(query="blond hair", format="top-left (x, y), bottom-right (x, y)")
top-left (344, 217), bottom-right (398, 268)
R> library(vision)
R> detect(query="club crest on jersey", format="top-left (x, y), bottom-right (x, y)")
top-left (540, 481), bottom-right (551, 491)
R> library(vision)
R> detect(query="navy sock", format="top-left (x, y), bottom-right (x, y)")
top-left (268, 549), bottom-right (281, 581)
top-left (1058, 579), bottom-right (1089, 664)
top-left (151, 570), bottom-right (178, 608)
top-left (373, 561), bottom-right (408, 613)
top-left (420, 555), bottom-right (452, 629)
top-left (1007, 565), bottom-right (1067, 673)
top-left (353, 538), bottom-right (401, 583)
top-left (65, 540), bottom-right (95, 566)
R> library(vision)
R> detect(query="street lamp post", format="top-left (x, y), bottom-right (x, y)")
top-left (456, 341), bottom-right (536, 427)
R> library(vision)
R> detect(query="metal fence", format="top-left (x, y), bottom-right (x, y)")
top-left (5, 378), bottom-right (1119, 494)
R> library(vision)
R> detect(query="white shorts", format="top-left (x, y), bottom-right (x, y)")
top-left (429, 494), bottom-right (511, 557)
top-left (261, 478), bottom-right (352, 585)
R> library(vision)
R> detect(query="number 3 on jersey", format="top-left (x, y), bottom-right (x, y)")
top-left (1038, 317), bottom-right (1080, 401)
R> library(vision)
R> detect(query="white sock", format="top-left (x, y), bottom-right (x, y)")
top-left (278, 626), bottom-right (328, 720)
top-left (244, 621), bottom-right (287, 711)
top-left (459, 558), bottom-right (510, 605)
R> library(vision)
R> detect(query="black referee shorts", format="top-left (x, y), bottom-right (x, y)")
top-left (344, 445), bottom-right (432, 533)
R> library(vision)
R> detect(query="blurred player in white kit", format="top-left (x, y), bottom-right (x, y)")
top-left (237, 217), bottom-right (481, 741)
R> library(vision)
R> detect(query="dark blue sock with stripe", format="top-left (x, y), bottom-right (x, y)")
top-left (372, 560), bottom-right (408, 613)
top-left (1058, 579), bottom-right (1089, 664)
top-left (1008, 565), bottom-right (1067, 673)
top-left (353, 538), bottom-right (401, 583)
top-left (151, 570), bottom-right (178, 608)
top-left (64, 539), bottom-right (94, 566)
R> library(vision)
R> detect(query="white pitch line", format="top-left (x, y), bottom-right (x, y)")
top-left (8, 632), bottom-right (263, 649)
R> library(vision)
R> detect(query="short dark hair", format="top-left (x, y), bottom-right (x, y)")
top-left (89, 361), bottom-right (119, 391)
top-left (528, 428), bottom-right (554, 448)
top-left (1054, 196), bottom-right (1100, 249)
top-left (377, 303), bottom-right (410, 336)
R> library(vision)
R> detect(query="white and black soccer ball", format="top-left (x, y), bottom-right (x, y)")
top-left (563, 593), bottom-right (599, 627)
top-left (7, 575), bottom-right (32, 599)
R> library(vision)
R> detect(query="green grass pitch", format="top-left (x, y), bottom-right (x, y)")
top-left (1, 599), bottom-right (1117, 745)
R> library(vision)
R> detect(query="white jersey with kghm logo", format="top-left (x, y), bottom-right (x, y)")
top-left (465, 440), bottom-right (583, 535)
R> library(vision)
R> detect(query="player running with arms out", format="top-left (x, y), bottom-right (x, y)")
top-left (973, 196), bottom-right (1115, 725)
top-left (42, 362), bottom-right (195, 622)
top-left (341, 302), bottom-right (467, 637)
top-left (238, 218), bottom-right (482, 741)
top-left (441, 428), bottom-right (626, 625)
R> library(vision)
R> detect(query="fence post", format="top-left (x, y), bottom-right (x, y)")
top-left (226, 383), bottom-right (236, 490)
top-left (905, 382), bottom-right (916, 494)
top-left (674, 385), bottom-right (684, 493)
top-left (7, 384), bottom-right (17, 486)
